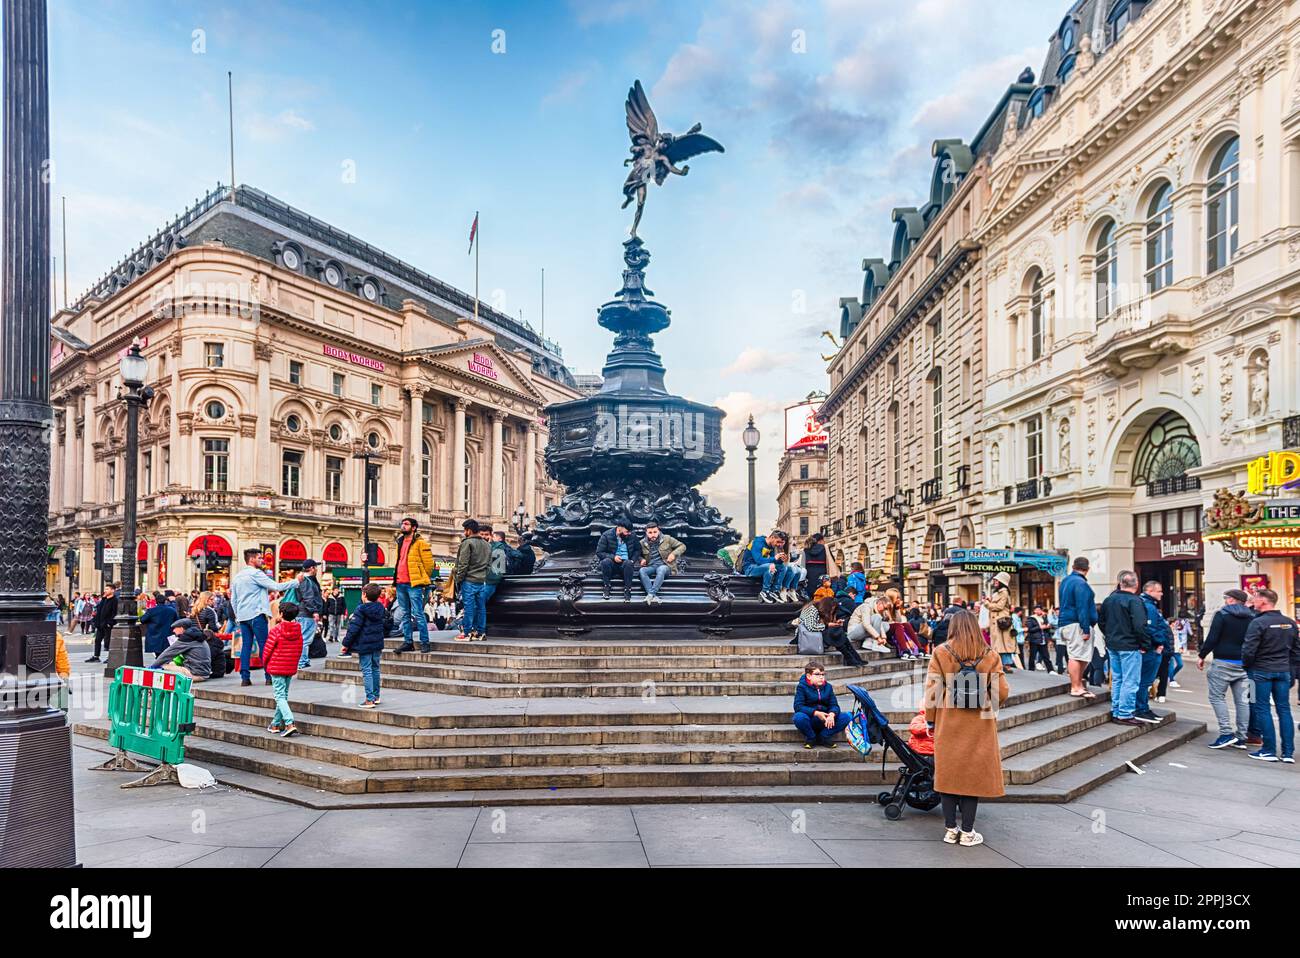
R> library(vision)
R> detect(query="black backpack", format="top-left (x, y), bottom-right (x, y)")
top-left (206, 633), bottom-right (227, 679)
top-left (949, 649), bottom-right (993, 709)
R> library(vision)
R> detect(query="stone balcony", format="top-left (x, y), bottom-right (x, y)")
top-left (1087, 290), bottom-right (1195, 378)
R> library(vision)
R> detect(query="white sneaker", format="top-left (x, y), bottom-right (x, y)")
top-left (1157, 696), bottom-right (1166, 703)
top-left (943, 827), bottom-right (960, 844)
top-left (959, 830), bottom-right (984, 847)
top-left (759, 591), bottom-right (775, 603)
top-left (1169, 681), bottom-right (1180, 688)
top-left (643, 594), bottom-right (653, 604)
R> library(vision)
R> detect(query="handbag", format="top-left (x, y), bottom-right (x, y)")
top-left (996, 615), bottom-right (1013, 631)
top-left (796, 623), bottom-right (824, 655)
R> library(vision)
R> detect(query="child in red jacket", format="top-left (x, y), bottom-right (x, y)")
top-left (908, 708), bottom-right (935, 757)
top-left (261, 601), bottom-right (304, 737)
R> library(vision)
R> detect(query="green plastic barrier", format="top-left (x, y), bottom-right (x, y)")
top-left (105, 666), bottom-right (196, 766)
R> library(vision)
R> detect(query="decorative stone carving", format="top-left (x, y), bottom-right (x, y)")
top-left (1105, 395), bottom-right (1116, 422)
top-left (1086, 403), bottom-right (1097, 475)
top-left (699, 572), bottom-right (735, 635)
top-left (1078, 33), bottom-right (1095, 74)
top-left (1219, 362), bottom-right (1234, 425)
top-left (1057, 418), bottom-right (1071, 471)
top-left (989, 442), bottom-right (1000, 486)
top-left (254, 339), bottom-right (274, 362)
top-left (177, 411), bottom-right (194, 436)
top-left (1248, 351), bottom-right (1269, 419)
top-left (1190, 364), bottom-right (1204, 395)
top-left (1193, 268), bottom-right (1235, 306)
top-left (1139, 44), bottom-right (1153, 71)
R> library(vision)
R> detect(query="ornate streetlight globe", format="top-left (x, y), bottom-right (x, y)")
top-left (742, 416), bottom-right (760, 452)
top-left (120, 341), bottom-right (148, 388)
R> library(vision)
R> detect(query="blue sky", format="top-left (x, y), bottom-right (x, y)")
top-left (49, 0), bottom-right (1053, 530)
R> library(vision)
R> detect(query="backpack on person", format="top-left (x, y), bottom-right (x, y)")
top-left (948, 648), bottom-right (994, 709)
top-left (486, 542), bottom-right (508, 585)
top-left (309, 630), bottom-right (327, 659)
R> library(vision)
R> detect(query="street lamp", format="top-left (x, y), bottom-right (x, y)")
top-left (106, 340), bottom-right (153, 677)
top-left (352, 448), bottom-right (381, 585)
top-left (742, 415), bottom-right (760, 542)
top-left (511, 500), bottom-right (529, 538)
top-left (889, 488), bottom-right (911, 606)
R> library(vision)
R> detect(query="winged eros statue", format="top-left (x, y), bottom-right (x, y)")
top-left (622, 80), bottom-right (725, 238)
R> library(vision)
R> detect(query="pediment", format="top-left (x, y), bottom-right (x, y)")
top-left (415, 339), bottom-right (544, 402)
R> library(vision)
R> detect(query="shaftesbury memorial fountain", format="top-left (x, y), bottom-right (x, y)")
top-left (488, 82), bottom-right (800, 639)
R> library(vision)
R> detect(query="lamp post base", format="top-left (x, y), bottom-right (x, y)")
top-left (0, 709), bottom-right (78, 867)
top-left (102, 621), bottom-right (144, 677)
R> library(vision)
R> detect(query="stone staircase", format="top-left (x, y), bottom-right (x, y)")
top-left (73, 635), bottom-right (1204, 809)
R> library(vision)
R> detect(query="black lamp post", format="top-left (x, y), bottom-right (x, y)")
top-left (104, 341), bottom-right (151, 677)
top-left (889, 488), bottom-right (911, 605)
top-left (742, 415), bottom-right (760, 542)
top-left (511, 500), bottom-right (529, 538)
top-left (0, 0), bottom-right (77, 867)
top-left (353, 448), bottom-right (380, 586)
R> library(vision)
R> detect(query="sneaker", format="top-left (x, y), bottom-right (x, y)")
top-left (266, 724), bottom-right (284, 734)
top-left (602, 587), bottom-right (612, 600)
top-left (453, 633), bottom-right (470, 642)
top-left (759, 591), bottom-right (775, 604)
top-left (240, 678), bottom-right (252, 687)
top-left (1283, 756), bottom-right (1295, 764)
top-left (359, 701), bottom-right (377, 710)
top-left (84, 655), bottom-right (100, 663)
top-left (623, 592), bottom-right (632, 602)
top-left (1249, 750), bottom-right (1280, 762)
top-left (643, 594), bottom-right (653, 604)
top-left (393, 644), bottom-right (413, 655)
top-left (1231, 738), bottom-right (1250, 749)
top-left (943, 827), bottom-right (961, 844)
top-left (1133, 711), bottom-right (1162, 724)
top-left (280, 725), bottom-right (299, 737)
top-left (803, 741), bottom-right (815, 749)
top-left (1207, 734), bottom-right (1238, 749)
top-left (821, 741), bottom-right (839, 749)
top-left (474, 632), bottom-right (488, 641)
top-left (1111, 716), bottom-right (1143, 727)
top-left (959, 830), bottom-right (984, 847)
top-left (1168, 681), bottom-right (1180, 688)
top-left (372, 698), bottom-right (382, 705)
top-left (1156, 696), bottom-right (1166, 703)
top-left (1246, 735), bottom-right (1264, 747)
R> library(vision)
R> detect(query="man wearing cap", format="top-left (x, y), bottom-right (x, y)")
top-left (1199, 589), bottom-right (1256, 749)
top-left (595, 519), bottom-right (642, 602)
top-left (295, 558), bottom-right (325, 669)
top-left (1057, 556), bottom-right (1099, 699)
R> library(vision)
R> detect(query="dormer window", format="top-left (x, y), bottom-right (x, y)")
top-left (1027, 87), bottom-right (1050, 119)
top-left (322, 261), bottom-right (345, 288)
top-left (274, 241), bottom-right (303, 272)
top-left (1107, 0), bottom-right (1149, 42)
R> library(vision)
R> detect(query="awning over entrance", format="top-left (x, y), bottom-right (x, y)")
top-left (322, 542), bottom-right (348, 565)
top-left (944, 548), bottom-right (1068, 578)
top-left (186, 534), bottom-right (233, 559)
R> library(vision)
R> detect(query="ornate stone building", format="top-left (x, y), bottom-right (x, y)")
top-left (47, 185), bottom-right (578, 595)
top-left (977, 0), bottom-right (1300, 617)
top-left (775, 446), bottom-right (829, 543)
top-left (820, 130), bottom-right (994, 605)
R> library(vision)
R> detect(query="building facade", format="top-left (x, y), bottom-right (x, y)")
top-left (820, 132), bottom-right (993, 605)
top-left (775, 445), bottom-right (829, 542)
top-left (48, 185), bottom-right (578, 595)
top-left (977, 0), bottom-right (1300, 619)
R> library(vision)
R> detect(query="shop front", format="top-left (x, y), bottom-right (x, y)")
top-left (278, 538), bottom-right (308, 578)
top-left (944, 548), bottom-right (1067, 611)
top-left (1132, 519), bottom-right (1203, 620)
top-left (1204, 495), bottom-right (1300, 621)
top-left (187, 534), bottom-right (233, 592)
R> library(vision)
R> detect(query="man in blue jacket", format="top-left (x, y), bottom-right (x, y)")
top-left (140, 591), bottom-right (178, 657)
top-left (1135, 581), bottom-right (1173, 723)
top-left (792, 662), bottom-right (851, 748)
top-left (740, 529), bottom-right (799, 603)
top-left (1057, 556), bottom-right (1098, 699)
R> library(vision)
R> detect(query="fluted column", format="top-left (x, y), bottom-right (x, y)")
top-left (406, 385), bottom-right (424, 507)
top-left (489, 410), bottom-right (504, 519)
top-left (254, 339), bottom-right (272, 490)
top-left (81, 387), bottom-right (95, 503)
top-left (452, 399), bottom-right (467, 513)
top-left (62, 389), bottom-right (78, 507)
top-left (524, 423), bottom-right (537, 517)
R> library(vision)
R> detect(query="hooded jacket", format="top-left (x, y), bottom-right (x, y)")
top-left (343, 600), bottom-right (387, 654)
top-left (148, 621), bottom-right (212, 677)
top-left (261, 619), bottom-right (305, 676)
top-left (793, 674), bottom-right (841, 716)
top-left (1242, 610), bottom-right (1300, 673)
top-left (1200, 603), bottom-right (1255, 663)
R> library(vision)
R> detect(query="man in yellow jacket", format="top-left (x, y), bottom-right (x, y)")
top-left (393, 517), bottom-right (437, 653)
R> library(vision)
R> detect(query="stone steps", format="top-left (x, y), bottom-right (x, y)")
top-left (383, 637), bottom-right (816, 657)
top-left (377, 647), bottom-right (909, 673)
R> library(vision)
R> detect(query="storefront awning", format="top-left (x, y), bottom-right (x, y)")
top-left (944, 548), bottom-right (1068, 578)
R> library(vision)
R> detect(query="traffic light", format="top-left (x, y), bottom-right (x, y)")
top-left (63, 547), bottom-right (75, 579)
top-left (93, 537), bottom-right (105, 569)
top-left (364, 542), bottom-right (379, 566)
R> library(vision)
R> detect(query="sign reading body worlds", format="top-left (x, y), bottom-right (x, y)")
top-left (323, 344), bottom-right (385, 372)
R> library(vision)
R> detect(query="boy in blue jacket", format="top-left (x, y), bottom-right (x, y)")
top-left (792, 662), bottom-right (851, 748)
top-left (343, 583), bottom-right (387, 709)
top-left (739, 530), bottom-right (800, 603)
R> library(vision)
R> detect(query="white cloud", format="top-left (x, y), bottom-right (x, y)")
top-left (721, 347), bottom-right (794, 376)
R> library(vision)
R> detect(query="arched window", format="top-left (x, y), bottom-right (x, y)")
top-left (929, 526), bottom-right (947, 569)
top-left (1144, 182), bottom-right (1174, 292)
top-left (420, 440), bottom-right (432, 508)
top-left (1028, 269), bottom-right (1045, 360)
top-left (929, 369), bottom-right (943, 479)
top-left (1132, 412), bottom-right (1201, 486)
top-left (1206, 137), bottom-right (1239, 273)
top-left (1095, 219), bottom-right (1117, 318)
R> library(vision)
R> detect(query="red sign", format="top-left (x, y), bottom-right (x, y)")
top-left (467, 351), bottom-right (498, 380)
top-left (1241, 574), bottom-right (1270, 593)
top-left (323, 344), bottom-right (385, 371)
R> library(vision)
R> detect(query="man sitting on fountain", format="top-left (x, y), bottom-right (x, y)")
top-left (639, 520), bottom-right (686, 605)
top-left (595, 518), bottom-right (643, 601)
top-left (739, 529), bottom-right (800, 603)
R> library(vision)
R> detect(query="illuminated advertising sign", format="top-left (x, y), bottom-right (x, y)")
top-left (1231, 531), bottom-right (1300, 557)
top-left (785, 402), bottom-right (829, 451)
top-left (1246, 451), bottom-right (1300, 495)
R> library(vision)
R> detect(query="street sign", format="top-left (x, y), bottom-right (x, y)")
top-left (102, 547), bottom-right (124, 563)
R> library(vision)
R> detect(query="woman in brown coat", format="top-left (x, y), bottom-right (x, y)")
top-left (984, 572), bottom-right (1017, 670)
top-left (924, 610), bottom-right (1009, 847)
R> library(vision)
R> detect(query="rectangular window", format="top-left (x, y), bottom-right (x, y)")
top-left (1182, 507), bottom-right (1199, 532)
top-left (888, 354), bottom-right (899, 383)
top-left (107, 460), bottom-right (116, 501)
top-left (332, 373), bottom-right (344, 397)
top-left (142, 451), bottom-right (152, 495)
top-left (931, 372), bottom-right (944, 479)
top-left (465, 414), bottom-right (477, 436)
top-left (421, 446), bottom-right (431, 508)
top-left (282, 449), bottom-right (303, 498)
top-left (799, 464), bottom-right (809, 480)
top-left (1165, 509), bottom-right (1180, 534)
top-left (204, 342), bottom-right (224, 368)
top-left (927, 242), bottom-right (942, 273)
top-left (799, 517), bottom-right (809, 536)
top-left (799, 490), bottom-right (810, 508)
top-left (371, 383), bottom-right (382, 406)
top-left (203, 438), bottom-right (229, 491)
top-left (1136, 513), bottom-right (1149, 538)
top-left (325, 456), bottom-right (344, 502)
top-left (961, 281), bottom-right (971, 315)
top-left (289, 361), bottom-right (303, 386)
top-left (162, 445), bottom-right (170, 486)
top-left (961, 358), bottom-right (972, 401)
top-left (1026, 415), bottom-right (1043, 479)
top-left (890, 404), bottom-right (901, 491)
top-left (927, 312), bottom-right (943, 348)
top-left (421, 401), bottom-right (433, 424)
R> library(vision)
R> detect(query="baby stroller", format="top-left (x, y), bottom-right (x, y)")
top-left (846, 684), bottom-right (941, 821)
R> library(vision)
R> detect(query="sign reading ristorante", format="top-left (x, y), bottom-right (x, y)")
top-left (323, 344), bottom-right (385, 372)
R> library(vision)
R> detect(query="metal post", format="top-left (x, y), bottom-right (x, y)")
top-left (0, 0), bottom-right (77, 868)
top-left (746, 450), bottom-right (757, 543)
top-left (896, 514), bottom-right (905, 607)
top-left (104, 381), bottom-right (145, 676)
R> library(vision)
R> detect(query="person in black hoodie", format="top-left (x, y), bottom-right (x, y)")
top-left (792, 662), bottom-right (851, 748)
top-left (1241, 588), bottom-right (1300, 763)
top-left (1198, 589), bottom-right (1256, 749)
top-left (88, 585), bottom-right (118, 662)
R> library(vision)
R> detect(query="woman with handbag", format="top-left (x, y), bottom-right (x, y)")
top-left (796, 598), bottom-right (863, 666)
top-left (985, 572), bottom-right (1017, 671)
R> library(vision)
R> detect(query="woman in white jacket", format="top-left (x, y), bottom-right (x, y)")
top-left (848, 596), bottom-right (892, 654)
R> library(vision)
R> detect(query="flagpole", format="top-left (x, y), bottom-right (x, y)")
top-left (474, 210), bottom-right (479, 322)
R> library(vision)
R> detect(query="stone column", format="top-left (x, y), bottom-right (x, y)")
top-left (452, 399), bottom-right (467, 513)
top-left (63, 389), bottom-right (78, 507)
top-left (81, 387), bottom-right (95, 503)
top-left (168, 334), bottom-right (181, 485)
top-left (406, 385), bottom-right (424, 507)
top-left (524, 423), bottom-right (537, 517)
top-left (254, 339), bottom-right (273, 491)
top-left (489, 410), bottom-right (504, 519)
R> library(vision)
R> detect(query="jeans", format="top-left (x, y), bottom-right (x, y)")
top-left (744, 561), bottom-right (798, 592)
top-left (358, 650), bottom-right (382, 703)
top-left (238, 614), bottom-right (268, 681)
top-left (460, 581), bottom-right (488, 635)
top-left (1250, 670), bottom-right (1294, 758)
top-left (328, 614), bottom-right (342, 641)
top-left (297, 614), bottom-right (317, 668)
top-left (1109, 649), bottom-right (1142, 719)
top-left (396, 583), bottom-right (430, 649)
top-left (270, 675), bottom-right (294, 727)
top-left (1207, 660), bottom-right (1251, 740)
top-left (639, 564), bottom-right (670, 596)
top-left (792, 710), bottom-right (852, 743)
top-left (598, 557), bottom-right (636, 594)
top-left (1135, 649), bottom-right (1163, 713)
